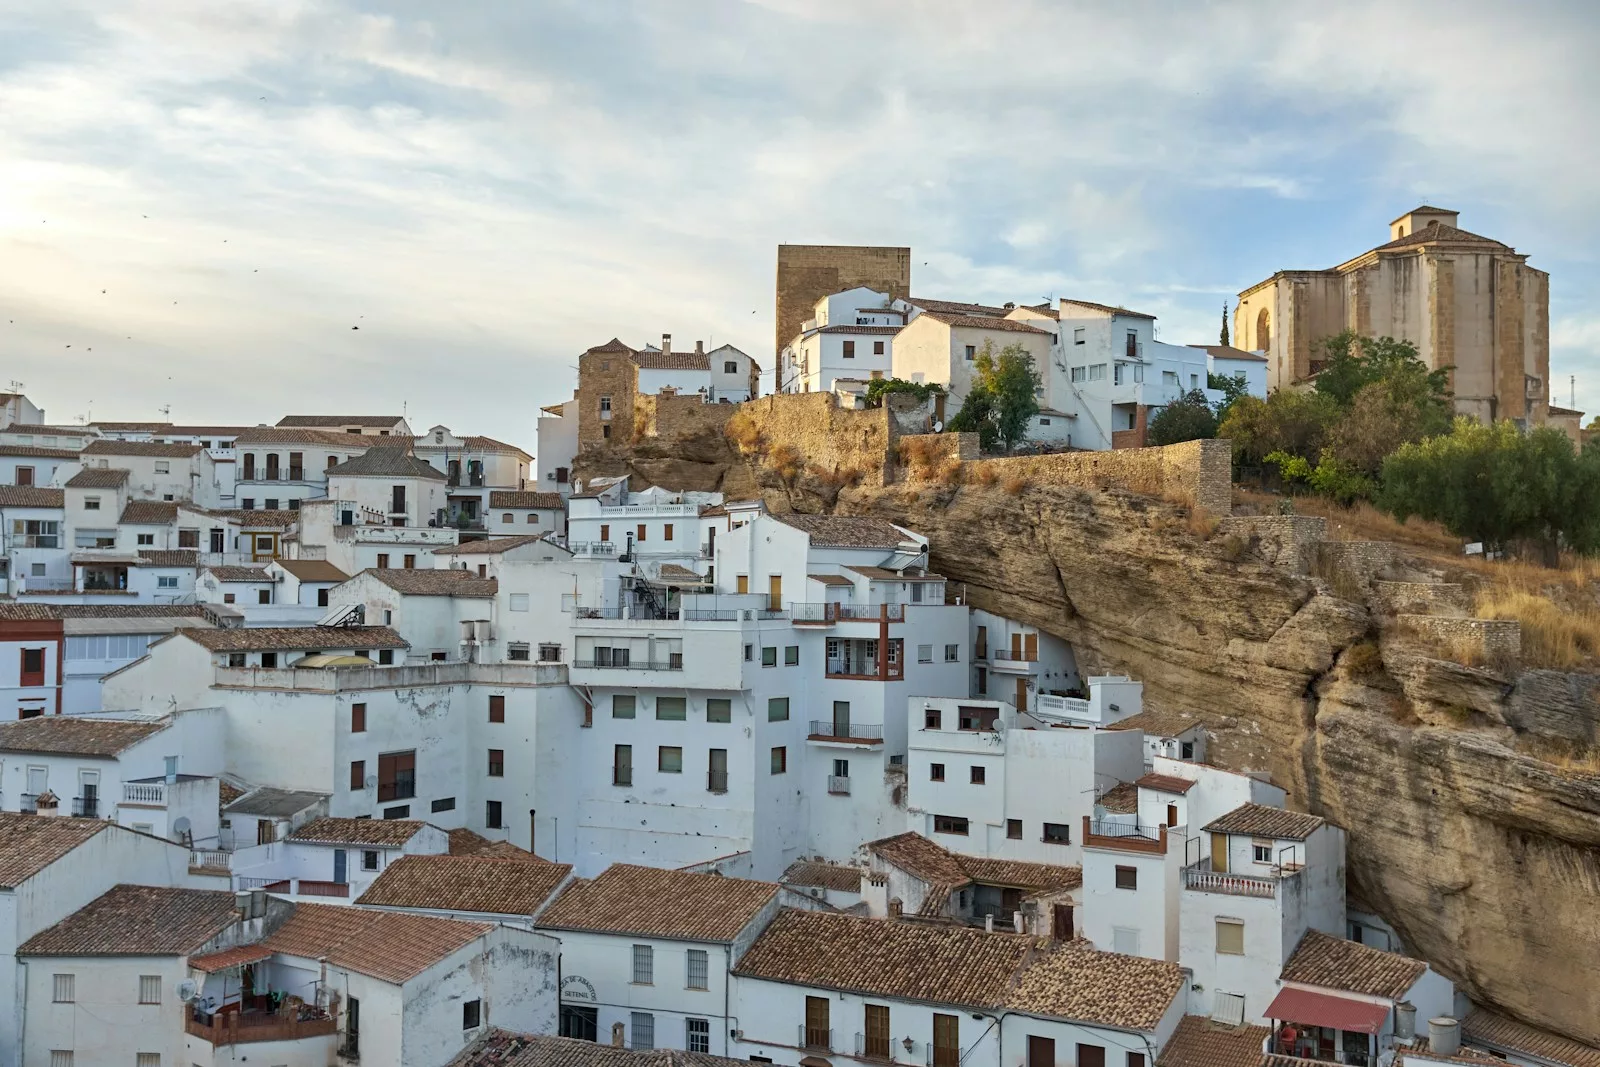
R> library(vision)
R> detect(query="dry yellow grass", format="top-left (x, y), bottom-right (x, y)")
top-left (973, 464), bottom-right (1000, 487)
top-left (1186, 507), bottom-right (1219, 539)
top-left (1475, 588), bottom-right (1600, 669)
top-left (1002, 474), bottom-right (1029, 496)
top-left (1235, 490), bottom-right (1464, 554)
top-left (724, 411), bottom-right (766, 454)
top-left (1516, 736), bottom-right (1600, 778)
top-left (936, 460), bottom-right (964, 485)
top-left (768, 444), bottom-right (804, 483)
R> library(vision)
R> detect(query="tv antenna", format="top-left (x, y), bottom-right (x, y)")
top-left (7, 380), bottom-right (23, 394)
top-left (159, 404), bottom-right (172, 420)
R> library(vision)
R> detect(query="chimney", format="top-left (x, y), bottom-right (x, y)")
top-left (695, 340), bottom-right (704, 356)
top-left (34, 789), bottom-right (60, 817)
top-left (1396, 1003), bottom-right (1417, 1041)
top-left (888, 897), bottom-right (903, 920)
top-left (1428, 1019), bottom-right (1460, 1058)
top-left (984, 914), bottom-right (994, 933)
top-left (661, 333), bottom-right (671, 355)
top-left (611, 1021), bottom-right (626, 1048)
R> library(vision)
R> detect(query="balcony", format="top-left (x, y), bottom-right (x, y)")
top-left (1183, 858), bottom-right (1297, 898)
top-left (191, 848), bottom-right (231, 871)
top-left (568, 541), bottom-right (618, 557)
top-left (856, 1033), bottom-right (893, 1060)
top-left (575, 656), bottom-right (683, 672)
top-left (807, 720), bottom-right (884, 744)
top-left (928, 1045), bottom-right (964, 1067)
top-left (1082, 816), bottom-right (1166, 854)
top-left (72, 796), bottom-right (100, 818)
top-left (123, 782), bottom-right (167, 805)
top-left (827, 775), bottom-right (851, 795)
top-left (825, 659), bottom-right (903, 681)
top-left (800, 1026), bottom-right (834, 1052)
top-left (792, 602), bottom-right (906, 625)
top-left (707, 770), bottom-right (728, 794)
top-left (186, 1007), bottom-right (338, 1047)
top-left (234, 877), bottom-right (349, 898)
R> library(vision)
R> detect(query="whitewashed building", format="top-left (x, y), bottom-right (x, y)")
top-left (0, 486), bottom-right (68, 596)
top-left (0, 444), bottom-right (77, 489)
top-left (779, 287), bottom-right (907, 394)
top-left (354, 852), bottom-right (573, 928)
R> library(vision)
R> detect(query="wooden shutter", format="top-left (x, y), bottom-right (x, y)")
top-left (933, 1015), bottom-right (960, 1067)
top-left (1028, 1036), bottom-right (1056, 1067)
top-left (489, 695), bottom-right (505, 723)
top-left (864, 1004), bottom-right (890, 1058)
top-left (1211, 832), bottom-right (1229, 873)
top-left (1024, 632), bottom-right (1038, 660)
top-left (1077, 1045), bottom-right (1106, 1067)
top-left (804, 995), bottom-right (829, 1048)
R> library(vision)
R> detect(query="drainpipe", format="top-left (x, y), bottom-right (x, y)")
top-left (724, 944), bottom-right (733, 1055)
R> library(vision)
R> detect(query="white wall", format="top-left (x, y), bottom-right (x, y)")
top-left (535, 400), bottom-right (579, 495)
top-left (21, 953), bottom-right (187, 1067)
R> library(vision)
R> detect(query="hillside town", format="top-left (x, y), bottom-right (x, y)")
top-left (0, 218), bottom-right (1594, 1067)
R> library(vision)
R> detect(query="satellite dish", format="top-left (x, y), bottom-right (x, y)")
top-left (931, 419), bottom-right (944, 433)
top-left (176, 979), bottom-right (199, 1002)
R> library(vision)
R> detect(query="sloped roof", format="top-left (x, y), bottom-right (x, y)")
top-left (264, 902), bottom-right (490, 983)
top-left (417, 435), bottom-right (530, 457)
top-left (868, 832), bottom-right (1081, 905)
top-left (234, 427), bottom-right (391, 447)
top-left (1463, 1009), bottom-right (1600, 1067)
top-left (287, 817), bottom-right (429, 847)
top-left (276, 415), bottom-right (404, 428)
top-left (18, 885), bottom-right (239, 956)
top-left (361, 568), bottom-right (498, 598)
top-left (447, 827), bottom-right (540, 861)
top-left (135, 549), bottom-right (199, 567)
top-left (0, 715), bottom-right (168, 757)
top-left (1136, 772), bottom-right (1198, 795)
top-left (1098, 781), bottom-right (1139, 814)
top-left (204, 508), bottom-right (300, 529)
top-left (780, 860), bottom-right (863, 893)
top-left (1205, 803), bottom-right (1325, 841)
top-left (326, 448), bottom-right (445, 480)
top-left (584, 338), bottom-right (635, 356)
top-left (771, 513), bottom-right (910, 549)
top-left (119, 500), bottom-right (179, 524)
top-left (179, 625), bottom-right (408, 652)
top-left (66, 468), bottom-right (130, 489)
top-left (0, 445), bottom-right (78, 459)
top-left (82, 439), bottom-right (203, 458)
top-left (632, 350), bottom-right (711, 371)
top-left (1061, 299), bottom-right (1157, 320)
top-left (732, 909), bottom-right (1034, 1008)
top-left (0, 603), bottom-right (212, 621)
top-left (537, 864), bottom-right (777, 943)
top-left (272, 558), bottom-right (350, 583)
top-left (224, 787), bottom-right (327, 818)
top-left (1280, 929), bottom-right (1426, 1000)
top-left (205, 565), bottom-right (271, 582)
top-left (1157, 1015), bottom-right (1272, 1067)
top-left (432, 535), bottom-right (546, 556)
top-left (1103, 710), bottom-right (1210, 737)
top-left (1373, 223), bottom-right (1510, 254)
top-left (1188, 344), bottom-right (1268, 362)
top-left (0, 486), bottom-right (64, 508)
top-left (488, 491), bottom-right (563, 510)
top-left (911, 297), bottom-right (1011, 316)
top-left (1006, 942), bottom-right (1186, 1031)
top-left (0, 813), bottom-right (112, 887)
top-left (916, 310), bottom-right (1053, 334)
top-left (448, 1031), bottom-right (748, 1067)
top-left (356, 855), bottom-right (572, 915)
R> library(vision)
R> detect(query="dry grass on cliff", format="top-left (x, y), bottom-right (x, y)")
top-left (1475, 588), bottom-right (1600, 669)
top-left (1515, 736), bottom-right (1600, 778)
top-left (724, 411), bottom-right (766, 455)
top-left (1234, 490), bottom-right (1464, 554)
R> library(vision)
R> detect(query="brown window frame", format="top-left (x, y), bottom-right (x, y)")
top-left (351, 703), bottom-right (366, 732)
top-left (489, 695), bottom-right (505, 723)
top-left (487, 749), bottom-right (504, 777)
top-left (349, 760), bottom-right (365, 791)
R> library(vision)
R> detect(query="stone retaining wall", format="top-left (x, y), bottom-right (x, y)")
top-left (1216, 515), bottom-right (1330, 574)
top-left (1309, 540), bottom-right (1401, 589)
top-left (962, 438), bottom-right (1233, 514)
top-left (1398, 614), bottom-right (1522, 663)
top-left (1372, 581), bottom-right (1472, 617)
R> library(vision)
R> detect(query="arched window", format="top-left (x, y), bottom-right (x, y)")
top-left (1256, 308), bottom-right (1271, 351)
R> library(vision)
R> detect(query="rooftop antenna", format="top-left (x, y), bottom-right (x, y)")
top-left (1572, 375), bottom-right (1576, 409)
top-left (8, 380), bottom-right (24, 394)
top-left (158, 404), bottom-right (171, 420)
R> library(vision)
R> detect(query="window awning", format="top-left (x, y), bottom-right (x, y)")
top-left (1266, 986), bottom-right (1389, 1034)
top-left (189, 944), bottom-right (272, 973)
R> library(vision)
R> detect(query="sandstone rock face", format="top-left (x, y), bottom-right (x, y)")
top-left (576, 436), bottom-right (1600, 1044)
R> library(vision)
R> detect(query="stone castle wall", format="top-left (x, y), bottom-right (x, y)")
top-left (1216, 515), bottom-right (1330, 574)
top-left (1399, 614), bottom-right (1522, 663)
top-left (960, 438), bottom-right (1233, 515)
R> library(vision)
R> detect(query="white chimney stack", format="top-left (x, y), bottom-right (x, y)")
top-left (661, 333), bottom-right (671, 355)
top-left (1428, 1018), bottom-right (1461, 1057)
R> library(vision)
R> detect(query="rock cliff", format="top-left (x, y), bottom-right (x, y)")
top-left (576, 435), bottom-right (1600, 1044)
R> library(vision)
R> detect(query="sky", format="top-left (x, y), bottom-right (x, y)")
top-left (1, 0), bottom-right (1597, 448)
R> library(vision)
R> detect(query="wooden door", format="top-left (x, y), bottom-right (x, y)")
top-left (736, 574), bottom-right (748, 594)
top-left (1078, 1045), bottom-right (1106, 1067)
top-left (19, 648), bottom-right (45, 687)
top-left (768, 575), bottom-right (782, 613)
top-left (1210, 832), bottom-right (1229, 873)
top-left (1011, 631), bottom-right (1022, 658)
top-left (258, 819), bottom-right (276, 845)
top-left (933, 1014), bottom-right (960, 1067)
top-left (1016, 676), bottom-right (1027, 713)
top-left (1052, 903), bottom-right (1074, 940)
top-left (1028, 1036), bottom-right (1056, 1067)
top-left (804, 995), bottom-right (829, 1049)
top-left (15, 466), bottom-right (31, 487)
top-left (864, 1003), bottom-right (890, 1059)
top-left (1167, 803), bottom-right (1179, 827)
top-left (1024, 632), bottom-right (1038, 661)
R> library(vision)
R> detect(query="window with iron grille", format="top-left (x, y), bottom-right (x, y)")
top-left (630, 1012), bottom-right (655, 1050)
top-left (138, 974), bottom-right (161, 1004)
top-left (686, 1017), bottom-right (710, 1053)
top-left (686, 949), bottom-right (709, 990)
top-left (631, 944), bottom-right (653, 984)
top-left (52, 974), bottom-right (74, 1003)
top-left (49, 1053), bottom-right (73, 1067)
top-left (136, 1055), bottom-right (159, 1067)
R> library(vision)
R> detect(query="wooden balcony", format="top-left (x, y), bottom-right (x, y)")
top-left (186, 1009), bottom-right (338, 1046)
top-left (1082, 816), bottom-right (1167, 855)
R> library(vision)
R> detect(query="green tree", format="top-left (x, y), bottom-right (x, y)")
top-left (1218, 390), bottom-right (1341, 467)
top-left (1208, 371), bottom-right (1249, 421)
top-left (1147, 389), bottom-right (1218, 446)
top-left (948, 341), bottom-right (1041, 452)
top-left (863, 377), bottom-right (945, 408)
top-left (1220, 304), bottom-right (1230, 347)
top-left (1313, 331), bottom-right (1451, 409)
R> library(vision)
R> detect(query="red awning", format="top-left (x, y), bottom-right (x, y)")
top-left (1266, 986), bottom-right (1389, 1035)
top-left (189, 944), bottom-right (272, 973)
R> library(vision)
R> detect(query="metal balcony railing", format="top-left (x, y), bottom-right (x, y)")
top-left (800, 1026), bottom-right (833, 1051)
top-left (856, 1033), bottom-right (894, 1060)
top-left (827, 775), bottom-right (851, 795)
top-left (990, 648), bottom-right (1038, 662)
top-left (72, 796), bottom-right (99, 818)
top-left (707, 770), bottom-right (728, 793)
top-left (807, 720), bottom-right (884, 741)
top-left (575, 657), bottom-right (682, 671)
top-left (1087, 818), bottom-right (1161, 842)
top-left (928, 1045), bottom-right (963, 1067)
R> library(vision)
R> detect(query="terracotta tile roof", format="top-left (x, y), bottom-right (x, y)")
top-left (772, 513), bottom-right (910, 549)
top-left (656, 563), bottom-right (707, 583)
top-left (867, 832), bottom-right (1079, 905)
top-left (204, 507), bottom-right (300, 529)
top-left (216, 779), bottom-right (247, 805)
top-left (845, 564), bottom-right (943, 581)
top-left (66, 467), bottom-right (130, 488)
top-left (356, 854), bottom-right (572, 914)
top-left (87, 421), bottom-right (170, 431)
top-left (0, 813), bottom-right (111, 887)
top-left (8, 423), bottom-right (95, 435)
top-left (1400, 1039), bottom-right (1511, 1067)
top-left (234, 426), bottom-right (386, 447)
top-left (537, 864), bottom-right (777, 943)
top-left (0, 486), bottom-right (64, 507)
top-left (448, 1030), bottom-right (748, 1067)
top-left (287, 817), bottom-right (428, 847)
top-left (816, 324), bottom-right (903, 335)
top-left (272, 558), bottom-right (350, 583)
top-left (961, 857), bottom-right (1082, 892)
top-left (781, 860), bottom-right (863, 893)
top-left (0, 444), bottom-right (79, 459)
top-left (363, 568), bottom-right (498, 598)
top-left (418, 435), bottom-right (530, 457)
top-left (327, 449), bottom-right (443, 480)
top-left (1157, 1016), bottom-right (1271, 1067)
top-left (1547, 405), bottom-right (1585, 418)
top-left (1018, 302), bottom-right (1059, 319)
top-left (867, 832), bottom-right (971, 886)
top-left (0, 603), bottom-right (211, 621)
top-left (188, 943), bottom-right (273, 973)
top-left (911, 297), bottom-right (1011, 316)
top-left (1280, 930), bottom-right (1425, 1000)
top-left (447, 827), bottom-right (539, 861)
top-left (119, 500), bottom-right (179, 524)
top-left (264, 901), bottom-right (490, 983)
top-left (82, 439), bottom-right (203, 458)
top-left (733, 909), bottom-right (1035, 1008)
top-left (158, 425), bottom-right (253, 437)
top-left (1008, 942), bottom-right (1185, 1030)
top-left (1103, 710), bottom-right (1210, 736)
top-left (1098, 781), bottom-right (1139, 814)
top-left (276, 415), bottom-right (405, 428)
top-left (1373, 223), bottom-right (1510, 253)
top-left (807, 573), bottom-right (855, 586)
top-left (1205, 803), bottom-right (1324, 840)
top-left (432, 535), bottom-right (546, 556)
top-left (205, 565), bottom-right (271, 582)
top-left (584, 338), bottom-right (635, 355)
top-left (916, 309), bottom-right (1054, 334)
top-left (0, 715), bottom-right (168, 757)
top-left (182, 625), bottom-right (407, 652)
top-left (1060, 299), bottom-right (1157, 320)
top-left (1188, 344), bottom-right (1268, 363)
top-left (632, 350), bottom-right (711, 371)
top-left (1464, 1009), bottom-right (1600, 1067)
top-left (1136, 772), bottom-right (1198, 795)
top-left (18, 885), bottom-right (239, 956)
top-left (488, 491), bottom-right (563, 509)
top-left (135, 549), bottom-right (199, 567)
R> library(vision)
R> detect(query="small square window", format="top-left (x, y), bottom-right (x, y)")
top-left (1253, 842), bottom-right (1273, 863)
top-left (632, 944), bottom-right (654, 985)
top-left (917, 643), bottom-right (933, 663)
top-left (462, 998), bottom-right (481, 1030)
top-left (970, 765), bottom-right (985, 784)
top-left (944, 644), bottom-right (959, 662)
top-left (138, 974), bottom-right (161, 1004)
top-left (767, 697), bottom-right (789, 722)
top-left (1216, 919), bottom-right (1245, 955)
top-left (658, 746), bottom-right (683, 773)
top-left (137, 533), bottom-right (154, 546)
top-left (930, 763), bottom-right (945, 782)
top-left (706, 698), bottom-right (731, 723)
top-left (1043, 822), bottom-right (1071, 844)
top-left (613, 694), bottom-right (636, 718)
top-left (924, 709), bottom-right (942, 730)
top-left (363, 850), bottom-right (379, 871)
top-left (487, 749), bottom-right (504, 776)
top-left (656, 696), bottom-right (687, 720)
top-left (784, 645), bottom-right (799, 666)
top-left (770, 746), bottom-right (787, 774)
top-left (761, 646), bottom-right (777, 667)
top-left (1007, 819), bottom-right (1022, 839)
top-left (52, 974), bottom-right (74, 1003)
top-left (1115, 865), bottom-right (1138, 890)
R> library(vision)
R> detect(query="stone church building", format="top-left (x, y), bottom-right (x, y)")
top-left (1235, 206), bottom-right (1550, 425)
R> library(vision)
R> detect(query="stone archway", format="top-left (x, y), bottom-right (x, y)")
top-left (1256, 308), bottom-right (1271, 351)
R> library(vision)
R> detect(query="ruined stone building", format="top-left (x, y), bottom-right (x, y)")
top-left (1235, 206), bottom-right (1550, 425)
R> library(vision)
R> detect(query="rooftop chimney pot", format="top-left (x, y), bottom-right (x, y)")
top-left (662, 333), bottom-right (671, 355)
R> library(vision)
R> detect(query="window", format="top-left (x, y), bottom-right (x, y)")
top-left (260, 652), bottom-right (277, 668)
top-left (930, 763), bottom-right (945, 781)
top-left (1078, 1044), bottom-right (1106, 1067)
top-left (1253, 841), bottom-right (1273, 863)
top-left (362, 849), bottom-right (379, 871)
top-left (1213, 991), bottom-right (1246, 1026)
top-left (743, 644), bottom-right (752, 661)
top-left (376, 750), bottom-right (416, 801)
top-left (656, 696), bottom-right (686, 720)
top-left (463, 999), bottom-right (481, 1030)
top-left (970, 765), bottom-right (986, 784)
top-left (663, 523), bottom-right (674, 541)
top-left (1162, 370), bottom-right (1179, 388)
top-left (706, 698), bottom-right (731, 723)
top-left (154, 459), bottom-right (171, 474)
top-left (600, 524), bottom-right (610, 542)
top-left (488, 749), bottom-right (504, 776)
top-left (1073, 327), bottom-right (1086, 345)
top-left (686, 948), bottom-right (709, 990)
top-left (264, 499), bottom-right (279, 510)
top-left (1115, 865), bottom-right (1138, 890)
top-left (686, 1017), bottom-right (711, 1053)
top-left (137, 974), bottom-right (161, 1004)
top-left (349, 760), bottom-right (365, 790)
top-left (864, 1003), bottom-right (891, 1059)
top-left (224, 593), bottom-right (236, 604)
top-left (613, 694), bottom-right (636, 719)
top-left (1088, 363), bottom-right (1107, 381)
top-left (833, 758), bottom-right (850, 779)
top-left (228, 653), bottom-right (246, 668)
top-left (761, 646), bottom-right (777, 667)
top-left (1216, 919), bottom-right (1245, 955)
top-left (632, 944), bottom-right (654, 984)
top-left (52, 973), bottom-right (74, 1002)
top-left (257, 588), bottom-right (271, 604)
top-left (431, 797), bottom-right (455, 813)
top-left (724, 359), bottom-right (739, 374)
top-left (944, 644), bottom-right (959, 662)
top-left (614, 744), bottom-right (633, 786)
top-left (137, 1055), bottom-right (159, 1067)
top-left (958, 706), bottom-right (999, 731)
top-left (379, 649), bottom-right (394, 665)
top-left (1007, 818), bottom-right (1022, 839)
top-left (148, 573), bottom-right (177, 591)
top-left (49, 1053), bottom-right (72, 1067)
top-left (934, 1014), bottom-right (960, 1067)
top-left (933, 815), bottom-right (968, 835)
top-left (486, 800), bottom-right (503, 828)
top-left (526, 513), bottom-right (538, 524)
top-left (352, 703), bottom-right (366, 732)
top-left (768, 697), bottom-right (789, 721)
top-left (509, 593), bottom-right (529, 611)
top-left (964, 345), bottom-right (976, 360)
top-left (736, 575), bottom-right (748, 593)
top-left (84, 496), bottom-right (100, 510)
top-left (241, 498), bottom-right (254, 510)
top-left (503, 513), bottom-right (514, 523)
top-left (488, 695), bottom-right (505, 722)
top-left (376, 553), bottom-right (390, 568)
top-left (916, 643), bottom-right (933, 663)
top-left (137, 533), bottom-right (155, 545)
top-left (1128, 1054), bottom-right (1146, 1067)
top-left (630, 1012), bottom-right (655, 1051)
top-left (770, 746), bottom-right (787, 774)
top-left (658, 746), bottom-right (683, 773)
top-left (1043, 822), bottom-right (1071, 844)
top-left (383, 805), bottom-right (410, 819)
top-left (1070, 365), bottom-right (1086, 383)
